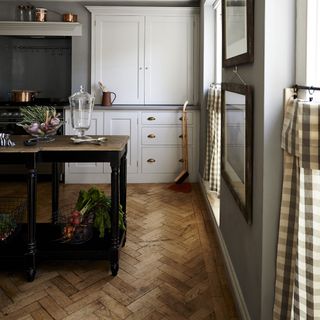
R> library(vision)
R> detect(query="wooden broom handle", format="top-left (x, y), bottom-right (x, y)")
top-left (182, 101), bottom-right (188, 171)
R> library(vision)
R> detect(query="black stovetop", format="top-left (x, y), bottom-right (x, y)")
top-left (0, 98), bottom-right (69, 108)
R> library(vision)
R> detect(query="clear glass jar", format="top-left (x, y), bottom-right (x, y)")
top-left (69, 86), bottom-right (95, 138)
top-left (25, 5), bottom-right (34, 22)
top-left (17, 5), bottom-right (25, 21)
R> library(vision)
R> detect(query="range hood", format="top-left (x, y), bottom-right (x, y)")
top-left (0, 21), bottom-right (82, 36)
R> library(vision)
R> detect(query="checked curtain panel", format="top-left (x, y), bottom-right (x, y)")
top-left (273, 97), bottom-right (320, 319)
top-left (203, 87), bottom-right (221, 195)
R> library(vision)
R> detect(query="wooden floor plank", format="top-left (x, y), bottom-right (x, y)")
top-left (0, 183), bottom-right (239, 319)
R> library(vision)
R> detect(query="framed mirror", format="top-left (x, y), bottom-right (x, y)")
top-left (222, 0), bottom-right (254, 67)
top-left (221, 83), bottom-right (253, 223)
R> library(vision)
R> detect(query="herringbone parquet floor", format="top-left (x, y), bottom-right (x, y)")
top-left (0, 182), bottom-right (239, 320)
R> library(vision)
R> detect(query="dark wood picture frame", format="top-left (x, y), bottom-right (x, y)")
top-left (221, 83), bottom-right (253, 223)
top-left (222, 0), bottom-right (254, 67)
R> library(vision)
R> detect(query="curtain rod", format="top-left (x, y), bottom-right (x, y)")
top-left (294, 85), bottom-right (320, 92)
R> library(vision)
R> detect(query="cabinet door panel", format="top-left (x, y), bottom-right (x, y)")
top-left (65, 110), bottom-right (104, 174)
top-left (93, 16), bottom-right (144, 104)
top-left (104, 112), bottom-right (138, 173)
top-left (145, 16), bottom-right (194, 104)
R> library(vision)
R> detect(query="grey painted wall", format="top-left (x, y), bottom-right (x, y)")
top-left (0, 1), bottom-right (91, 94)
top-left (218, 0), bottom-right (295, 319)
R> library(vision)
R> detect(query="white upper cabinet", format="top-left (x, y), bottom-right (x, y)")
top-left (87, 7), bottom-right (199, 105)
top-left (144, 16), bottom-right (194, 104)
top-left (94, 15), bottom-right (144, 104)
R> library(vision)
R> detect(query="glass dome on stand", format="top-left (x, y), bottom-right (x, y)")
top-left (69, 86), bottom-right (95, 140)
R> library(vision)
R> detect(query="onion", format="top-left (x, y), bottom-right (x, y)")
top-left (28, 123), bottom-right (40, 133)
top-left (50, 117), bottom-right (60, 126)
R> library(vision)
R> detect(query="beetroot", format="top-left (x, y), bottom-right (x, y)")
top-left (73, 217), bottom-right (80, 225)
top-left (71, 210), bottom-right (81, 218)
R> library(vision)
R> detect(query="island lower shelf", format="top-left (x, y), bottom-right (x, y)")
top-left (0, 223), bottom-right (125, 268)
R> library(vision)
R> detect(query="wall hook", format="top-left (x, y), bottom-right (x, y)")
top-left (232, 66), bottom-right (247, 85)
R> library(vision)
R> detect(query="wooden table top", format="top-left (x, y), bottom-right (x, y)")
top-left (0, 135), bottom-right (129, 153)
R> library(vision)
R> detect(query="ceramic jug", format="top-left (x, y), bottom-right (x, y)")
top-left (102, 91), bottom-right (116, 106)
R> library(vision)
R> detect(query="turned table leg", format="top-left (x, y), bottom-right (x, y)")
top-left (110, 161), bottom-right (120, 276)
top-left (52, 162), bottom-right (59, 224)
top-left (120, 146), bottom-right (127, 247)
top-left (26, 165), bottom-right (37, 282)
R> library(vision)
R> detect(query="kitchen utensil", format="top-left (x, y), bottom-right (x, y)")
top-left (98, 81), bottom-right (108, 92)
top-left (102, 91), bottom-right (116, 106)
top-left (174, 101), bottom-right (189, 184)
top-left (69, 86), bottom-right (95, 139)
top-left (71, 137), bottom-right (107, 145)
top-left (35, 8), bottom-right (47, 22)
top-left (24, 138), bottom-right (38, 146)
top-left (63, 13), bottom-right (78, 22)
top-left (10, 90), bottom-right (38, 103)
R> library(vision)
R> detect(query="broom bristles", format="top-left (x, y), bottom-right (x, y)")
top-left (168, 181), bottom-right (192, 193)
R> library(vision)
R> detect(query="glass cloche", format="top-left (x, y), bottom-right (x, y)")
top-left (69, 86), bottom-right (95, 139)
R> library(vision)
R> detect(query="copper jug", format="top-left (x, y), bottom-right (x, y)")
top-left (102, 91), bottom-right (116, 106)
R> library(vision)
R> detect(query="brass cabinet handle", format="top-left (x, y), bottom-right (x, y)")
top-left (147, 134), bottom-right (156, 139)
top-left (179, 159), bottom-right (184, 163)
top-left (147, 158), bottom-right (156, 163)
top-left (147, 116), bottom-right (156, 121)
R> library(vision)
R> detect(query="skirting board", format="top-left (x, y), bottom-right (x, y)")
top-left (199, 176), bottom-right (251, 320)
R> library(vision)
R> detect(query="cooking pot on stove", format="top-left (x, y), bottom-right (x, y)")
top-left (10, 90), bottom-right (38, 103)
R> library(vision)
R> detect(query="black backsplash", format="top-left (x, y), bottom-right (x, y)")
top-left (0, 36), bottom-right (72, 103)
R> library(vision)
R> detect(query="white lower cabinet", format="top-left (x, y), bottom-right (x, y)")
top-left (64, 108), bottom-right (199, 184)
top-left (103, 111), bottom-right (138, 174)
top-left (139, 110), bottom-right (198, 183)
top-left (65, 110), bottom-right (105, 183)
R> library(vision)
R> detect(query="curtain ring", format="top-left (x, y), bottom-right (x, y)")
top-left (293, 85), bottom-right (298, 99)
top-left (308, 86), bottom-right (315, 95)
top-left (309, 86), bottom-right (314, 101)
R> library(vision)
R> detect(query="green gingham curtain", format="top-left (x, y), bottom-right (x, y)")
top-left (273, 97), bottom-right (320, 319)
top-left (203, 87), bottom-right (221, 194)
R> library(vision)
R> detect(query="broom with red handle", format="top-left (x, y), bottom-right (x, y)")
top-left (174, 101), bottom-right (189, 184)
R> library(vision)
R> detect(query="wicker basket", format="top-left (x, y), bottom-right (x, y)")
top-left (56, 204), bottom-right (94, 244)
top-left (0, 197), bottom-right (26, 242)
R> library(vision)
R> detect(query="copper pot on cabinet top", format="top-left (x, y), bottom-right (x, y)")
top-left (35, 8), bottom-right (47, 22)
top-left (63, 13), bottom-right (78, 22)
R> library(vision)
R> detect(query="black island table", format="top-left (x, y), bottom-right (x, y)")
top-left (0, 135), bottom-right (128, 281)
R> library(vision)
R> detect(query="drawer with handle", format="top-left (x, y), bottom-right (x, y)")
top-left (141, 127), bottom-right (193, 145)
top-left (141, 112), bottom-right (193, 125)
top-left (142, 147), bottom-right (193, 174)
